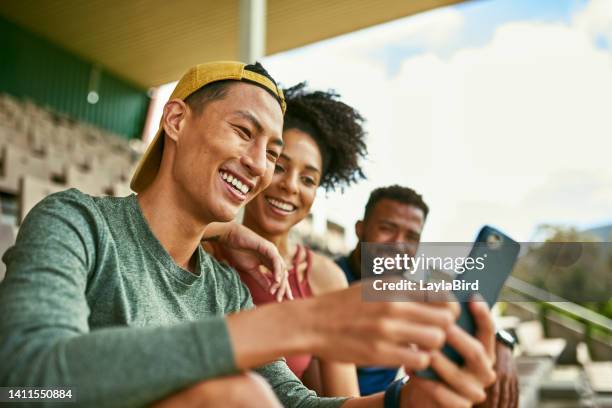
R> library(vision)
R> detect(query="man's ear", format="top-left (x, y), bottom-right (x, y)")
top-left (355, 220), bottom-right (364, 241)
top-left (162, 99), bottom-right (189, 143)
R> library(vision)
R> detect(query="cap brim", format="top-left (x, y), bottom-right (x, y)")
top-left (130, 127), bottom-right (164, 192)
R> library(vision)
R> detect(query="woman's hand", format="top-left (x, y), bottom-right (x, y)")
top-left (202, 222), bottom-right (292, 301)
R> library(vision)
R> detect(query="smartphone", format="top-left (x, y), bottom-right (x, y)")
top-left (416, 225), bottom-right (520, 380)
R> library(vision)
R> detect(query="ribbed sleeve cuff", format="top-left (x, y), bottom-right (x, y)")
top-left (192, 316), bottom-right (237, 379)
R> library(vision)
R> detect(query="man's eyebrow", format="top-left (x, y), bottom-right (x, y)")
top-left (233, 110), bottom-right (263, 133)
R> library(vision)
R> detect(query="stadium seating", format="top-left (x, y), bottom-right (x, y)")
top-left (19, 176), bottom-right (65, 222)
top-left (0, 92), bottom-right (141, 226)
top-left (0, 223), bottom-right (16, 282)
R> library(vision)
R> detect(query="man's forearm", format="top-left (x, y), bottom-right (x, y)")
top-left (341, 393), bottom-right (383, 408)
top-left (0, 317), bottom-right (237, 407)
top-left (227, 298), bottom-right (318, 370)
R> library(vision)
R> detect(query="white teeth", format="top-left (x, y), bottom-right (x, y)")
top-left (267, 198), bottom-right (296, 212)
top-left (220, 171), bottom-right (250, 195)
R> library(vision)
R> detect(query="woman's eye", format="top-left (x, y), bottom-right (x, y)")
top-left (274, 164), bottom-right (285, 173)
top-left (302, 177), bottom-right (316, 186)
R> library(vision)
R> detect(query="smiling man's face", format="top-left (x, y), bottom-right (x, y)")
top-left (169, 82), bottom-right (284, 223)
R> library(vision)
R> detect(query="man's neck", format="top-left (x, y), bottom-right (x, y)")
top-left (348, 246), bottom-right (362, 280)
top-left (137, 180), bottom-right (208, 274)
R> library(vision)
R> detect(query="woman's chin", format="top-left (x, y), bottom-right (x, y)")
top-left (258, 219), bottom-right (292, 236)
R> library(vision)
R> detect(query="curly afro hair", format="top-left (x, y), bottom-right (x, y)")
top-left (282, 82), bottom-right (367, 191)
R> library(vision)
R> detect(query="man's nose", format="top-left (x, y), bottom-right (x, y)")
top-left (241, 143), bottom-right (267, 177)
top-left (392, 233), bottom-right (405, 244)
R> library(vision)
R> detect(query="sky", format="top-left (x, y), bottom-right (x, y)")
top-left (148, 0), bottom-right (612, 246)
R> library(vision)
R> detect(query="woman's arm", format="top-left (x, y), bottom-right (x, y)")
top-left (201, 222), bottom-right (292, 300)
top-left (308, 253), bottom-right (361, 397)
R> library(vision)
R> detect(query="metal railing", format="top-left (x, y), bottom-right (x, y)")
top-left (505, 276), bottom-right (612, 344)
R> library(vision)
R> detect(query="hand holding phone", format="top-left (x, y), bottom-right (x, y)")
top-left (416, 225), bottom-right (520, 380)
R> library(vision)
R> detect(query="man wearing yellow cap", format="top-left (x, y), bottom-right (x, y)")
top-left (0, 62), bottom-right (496, 407)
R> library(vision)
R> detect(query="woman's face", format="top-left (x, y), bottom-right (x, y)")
top-left (245, 128), bottom-right (323, 235)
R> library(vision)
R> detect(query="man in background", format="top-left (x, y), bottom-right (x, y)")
top-left (337, 185), bottom-right (519, 407)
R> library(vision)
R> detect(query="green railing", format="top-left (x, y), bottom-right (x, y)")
top-left (505, 276), bottom-right (612, 347)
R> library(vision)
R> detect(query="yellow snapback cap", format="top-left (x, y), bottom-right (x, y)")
top-left (130, 61), bottom-right (286, 193)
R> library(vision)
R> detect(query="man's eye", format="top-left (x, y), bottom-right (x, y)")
top-left (274, 163), bottom-right (285, 173)
top-left (405, 234), bottom-right (420, 242)
top-left (234, 126), bottom-right (251, 140)
top-left (267, 150), bottom-right (280, 162)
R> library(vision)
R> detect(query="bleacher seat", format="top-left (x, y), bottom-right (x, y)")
top-left (577, 342), bottom-right (612, 394)
top-left (0, 223), bottom-right (16, 282)
top-left (516, 320), bottom-right (568, 360)
top-left (0, 92), bottom-right (141, 222)
top-left (19, 176), bottom-right (65, 222)
top-left (64, 166), bottom-right (109, 196)
top-left (0, 144), bottom-right (55, 193)
top-left (111, 182), bottom-right (133, 197)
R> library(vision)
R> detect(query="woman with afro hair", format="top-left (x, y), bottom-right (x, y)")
top-left (210, 82), bottom-right (367, 397)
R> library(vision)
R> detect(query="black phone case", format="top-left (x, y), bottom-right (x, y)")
top-left (415, 225), bottom-right (520, 380)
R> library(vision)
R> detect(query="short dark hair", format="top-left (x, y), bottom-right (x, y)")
top-left (282, 82), bottom-right (367, 191)
top-left (184, 62), bottom-right (281, 114)
top-left (364, 185), bottom-right (429, 220)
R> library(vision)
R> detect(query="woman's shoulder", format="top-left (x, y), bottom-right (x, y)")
top-left (307, 249), bottom-right (349, 295)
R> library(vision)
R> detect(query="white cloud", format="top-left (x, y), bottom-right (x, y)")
top-left (347, 7), bottom-right (465, 55)
top-left (573, 0), bottom-right (612, 46)
top-left (384, 18), bottom-right (612, 241)
top-left (264, 8), bottom-right (612, 244)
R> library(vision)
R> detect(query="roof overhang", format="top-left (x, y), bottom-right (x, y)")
top-left (0, 0), bottom-right (467, 88)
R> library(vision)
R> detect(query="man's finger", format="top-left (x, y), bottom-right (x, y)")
top-left (511, 377), bottom-right (519, 408)
top-left (487, 381), bottom-right (500, 408)
top-left (430, 350), bottom-right (486, 403)
top-left (382, 345), bottom-right (431, 370)
top-left (500, 375), bottom-right (510, 408)
top-left (384, 302), bottom-right (456, 330)
top-left (446, 325), bottom-right (496, 386)
top-left (414, 377), bottom-right (473, 408)
top-left (469, 297), bottom-right (496, 362)
top-left (379, 319), bottom-right (446, 351)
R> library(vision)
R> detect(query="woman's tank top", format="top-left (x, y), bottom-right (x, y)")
top-left (237, 245), bottom-right (314, 379)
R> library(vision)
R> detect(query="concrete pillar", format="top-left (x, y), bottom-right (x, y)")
top-left (239, 0), bottom-right (266, 63)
